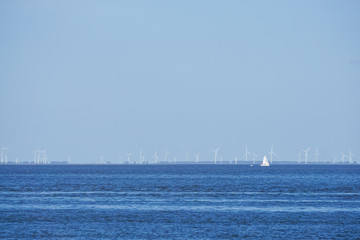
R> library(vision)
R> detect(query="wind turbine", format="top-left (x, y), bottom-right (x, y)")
top-left (235, 156), bottom-right (238, 164)
top-left (195, 152), bottom-right (200, 163)
top-left (212, 148), bottom-right (220, 164)
top-left (297, 152), bottom-right (302, 164)
top-left (68, 156), bottom-right (71, 164)
top-left (142, 154), bottom-right (145, 164)
top-left (314, 149), bottom-right (320, 163)
top-left (349, 150), bottom-right (355, 164)
top-left (100, 156), bottom-right (104, 164)
top-left (269, 146), bottom-right (276, 164)
top-left (3, 147), bottom-right (8, 164)
top-left (37, 149), bottom-right (42, 165)
top-left (153, 152), bottom-right (159, 163)
top-left (33, 150), bottom-right (37, 164)
top-left (125, 153), bottom-right (132, 163)
top-left (302, 148), bottom-right (310, 164)
top-left (341, 152), bottom-right (347, 163)
top-left (244, 147), bottom-right (251, 161)
top-left (43, 150), bottom-right (47, 164)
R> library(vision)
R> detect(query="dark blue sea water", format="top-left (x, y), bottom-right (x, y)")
top-left (0, 164), bottom-right (359, 239)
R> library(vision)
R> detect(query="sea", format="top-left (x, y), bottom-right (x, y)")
top-left (0, 164), bottom-right (359, 239)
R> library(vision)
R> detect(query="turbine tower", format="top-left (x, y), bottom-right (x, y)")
top-left (1, 147), bottom-right (8, 164)
top-left (269, 146), bottom-right (276, 164)
top-left (33, 150), bottom-right (38, 164)
top-left (235, 156), bottom-right (238, 164)
top-left (244, 147), bottom-right (251, 161)
top-left (3, 147), bottom-right (8, 164)
top-left (341, 152), bottom-right (347, 163)
top-left (349, 150), bottom-right (355, 164)
top-left (37, 149), bottom-right (42, 165)
top-left (35, 149), bottom-right (40, 165)
top-left (125, 153), bottom-right (132, 163)
top-left (302, 148), bottom-right (310, 164)
top-left (314, 149), bottom-right (320, 163)
top-left (41, 149), bottom-right (46, 164)
top-left (195, 152), bottom-right (200, 163)
top-left (100, 156), bottom-right (104, 164)
top-left (212, 148), bottom-right (220, 164)
top-left (153, 152), bottom-right (159, 163)
top-left (141, 154), bottom-right (145, 164)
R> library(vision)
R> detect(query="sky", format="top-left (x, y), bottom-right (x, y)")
top-left (0, 0), bottom-right (359, 164)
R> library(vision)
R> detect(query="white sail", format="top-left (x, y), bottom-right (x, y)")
top-left (260, 155), bottom-right (270, 167)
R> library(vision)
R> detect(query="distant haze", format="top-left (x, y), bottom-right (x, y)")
top-left (0, 1), bottom-right (359, 163)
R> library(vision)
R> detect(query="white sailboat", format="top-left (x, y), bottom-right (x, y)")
top-left (260, 155), bottom-right (270, 167)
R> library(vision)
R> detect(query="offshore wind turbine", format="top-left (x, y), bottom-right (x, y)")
top-left (315, 149), bottom-right (320, 163)
top-left (195, 152), bottom-right (200, 163)
top-left (3, 147), bottom-right (8, 164)
top-left (141, 154), bottom-right (145, 164)
top-left (245, 147), bottom-right (251, 162)
top-left (35, 149), bottom-right (40, 165)
top-left (302, 148), bottom-right (310, 164)
top-left (269, 146), bottom-right (276, 164)
top-left (153, 152), bottom-right (159, 163)
top-left (100, 156), bottom-right (104, 164)
top-left (235, 156), bottom-right (238, 164)
top-left (349, 150), bottom-right (355, 164)
top-left (43, 149), bottom-right (47, 164)
top-left (244, 147), bottom-right (249, 161)
top-left (125, 153), bottom-right (132, 163)
top-left (212, 148), bottom-right (220, 164)
top-left (1, 147), bottom-right (8, 164)
top-left (341, 152), bottom-right (347, 163)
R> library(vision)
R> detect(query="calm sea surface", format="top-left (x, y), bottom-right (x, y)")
top-left (0, 164), bottom-right (359, 239)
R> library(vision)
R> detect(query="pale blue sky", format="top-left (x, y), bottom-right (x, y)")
top-left (0, 1), bottom-right (359, 163)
